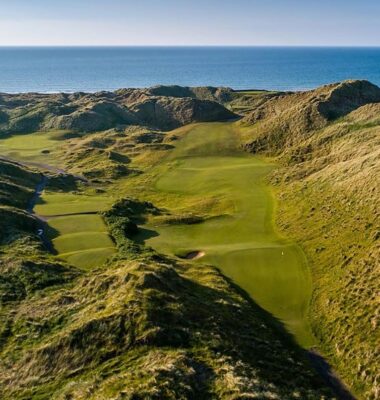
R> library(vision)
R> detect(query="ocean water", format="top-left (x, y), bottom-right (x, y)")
top-left (0, 46), bottom-right (379, 93)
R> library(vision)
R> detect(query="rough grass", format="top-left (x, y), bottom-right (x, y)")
top-left (0, 158), bottom-right (41, 208)
top-left (3, 88), bottom-right (373, 398)
top-left (0, 247), bottom-right (334, 400)
top-left (242, 88), bottom-right (380, 399)
top-left (0, 151), bottom-right (334, 399)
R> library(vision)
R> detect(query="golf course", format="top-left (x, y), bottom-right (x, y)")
top-left (0, 122), bottom-right (314, 346)
top-left (35, 193), bottom-right (115, 269)
top-left (128, 122), bottom-right (315, 347)
top-left (0, 131), bottom-right (116, 269)
top-left (3, 78), bottom-right (379, 398)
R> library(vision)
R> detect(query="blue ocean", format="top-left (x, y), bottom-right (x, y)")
top-left (0, 46), bottom-right (379, 93)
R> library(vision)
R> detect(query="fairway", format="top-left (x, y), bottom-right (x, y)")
top-left (35, 193), bottom-right (112, 216)
top-left (0, 131), bottom-right (64, 167)
top-left (37, 192), bottom-right (116, 269)
top-left (141, 123), bottom-right (315, 347)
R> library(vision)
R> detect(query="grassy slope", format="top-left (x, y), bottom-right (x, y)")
top-left (241, 86), bottom-right (380, 399)
top-left (0, 253), bottom-right (333, 400)
top-left (0, 158), bottom-right (80, 347)
top-left (0, 129), bottom-right (335, 399)
top-left (272, 119), bottom-right (379, 399)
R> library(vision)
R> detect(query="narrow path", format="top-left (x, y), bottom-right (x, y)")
top-left (27, 175), bottom-right (48, 214)
top-left (26, 175), bottom-right (55, 253)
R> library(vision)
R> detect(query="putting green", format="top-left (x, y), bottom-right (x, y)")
top-left (141, 122), bottom-right (315, 347)
top-left (0, 131), bottom-right (63, 166)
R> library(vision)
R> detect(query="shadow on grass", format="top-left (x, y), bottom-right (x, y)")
top-left (308, 351), bottom-right (357, 400)
top-left (208, 268), bottom-right (355, 399)
top-left (133, 227), bottom-right (160, 244)
top-left (137, 254), bottom-right (337, 398)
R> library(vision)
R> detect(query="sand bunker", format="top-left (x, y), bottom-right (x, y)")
top-left (185, 251), bottom-right (205, 260)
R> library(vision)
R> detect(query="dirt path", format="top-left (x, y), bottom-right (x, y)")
top-left (26, 175), bottom-right (56, 253)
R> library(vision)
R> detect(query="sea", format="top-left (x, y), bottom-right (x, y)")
top-left (0, 46), bottom-right (379, 93)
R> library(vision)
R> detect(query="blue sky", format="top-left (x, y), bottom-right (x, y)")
top-left (1, 0), bottom-right (379, 46)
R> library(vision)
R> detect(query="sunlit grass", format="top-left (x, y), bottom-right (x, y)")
top-left (116, 122), bottom-right (315, 347)
top-left (35, 192), bottom-right (112, 216)
top-left (0, 131), bottom-right (66, 166)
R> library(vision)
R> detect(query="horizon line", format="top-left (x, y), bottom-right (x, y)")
top-left (0, 44), bottom-right (380, 48)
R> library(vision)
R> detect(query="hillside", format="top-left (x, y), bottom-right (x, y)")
top-left (240, 80), bottom-right (380, 399)
top-left (0, 86), bottom-right (236, 134)
top-left (242, 80), bottom-right (380, 153)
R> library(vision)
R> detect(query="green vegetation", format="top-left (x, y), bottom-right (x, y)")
top-left (125, 123), bottom-right (314, 347)
top-left (241, 80), bottom-right (380, 399)
top-left (60, 246), bottom-right (116, 269)
top-left (0, 158), bottom-right (41, 208)
top-left (0, 132), bottom-right (334, 399)
top-left (35, 192), bottom-right (111, 216)
top-left (227, 89), bottom-right (281, 115)
top-left (36, 193), bottom-right (115, 268)
top-left (0, 131), bottom-right (63, 166)
top-left (235, 90), bottom-right (276, 95)
top-left (47, 213), bottom-right (108, 234)
top-left (1, 81), bottom-right (378, 399)
top-left (0, 253), bottom-right (333, 399)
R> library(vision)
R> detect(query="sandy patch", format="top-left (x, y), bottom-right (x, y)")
top-left (185, 251), bottom-right (206, 260)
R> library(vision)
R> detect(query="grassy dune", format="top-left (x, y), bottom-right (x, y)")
top-left (2, 87), bottom-right (354, 399)
top-left (239, 81), bottom-right (380, 399)
top-left (123, 123), bottom-right (315, 347)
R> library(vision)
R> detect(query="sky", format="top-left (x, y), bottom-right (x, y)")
top-left (0, 0), bottom-right (379, 47)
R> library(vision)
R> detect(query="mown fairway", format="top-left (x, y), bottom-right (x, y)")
top-left (0, 131), bottom-right (64, 166)
top-left (36, 192), bottom-right (115, 269)
top-left (139, 123), bottom-right (315, 347)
